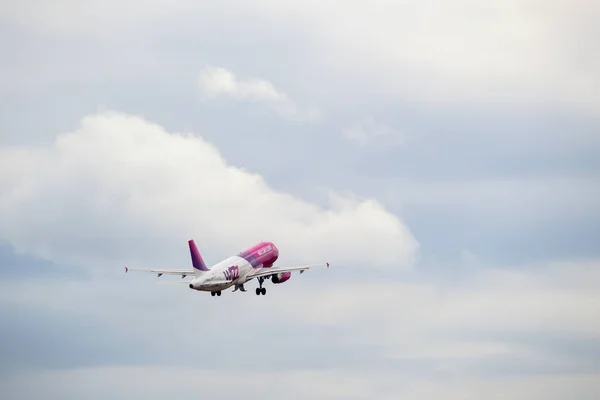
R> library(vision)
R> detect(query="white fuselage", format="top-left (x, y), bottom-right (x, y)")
top-left (189, 256), bottom-right (254, 291)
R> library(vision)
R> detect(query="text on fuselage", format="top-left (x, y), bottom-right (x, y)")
top-left (223, 265), bottom-right (239, 281)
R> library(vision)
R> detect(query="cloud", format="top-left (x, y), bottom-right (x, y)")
top-left (3, 1), bottom-right (598, 114)
top-left (274, 0), bottom-right (599, 112)
top-left (276, 260), bottom-right (600, 338)
top-left (342, 118), bottom-right (405, 147)
top-left (197, 66), bottom-right (320, 121)
top-left (6, 365), bottom-right (598, 400)
top-left (1, 2), bottom-right (598, 398)
top-left (0, 241), bottom-right (87, 280)
top-left (0, 367), bottom-right (377, 399)
top-left (382, 177), bottom-right (600, 226)
top-left (0, 110), bottom-right (417, 271)
top-left (2, 257), bottom-right (600, 399)
top-left (198, 66), bottom-right (285, 103)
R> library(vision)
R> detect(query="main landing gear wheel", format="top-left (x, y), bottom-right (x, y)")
top-left (256, 277), bottom-right (267, 295)
top-left (211, 291), bottom-right (222, 297)
top-left (255, 287), bottom-right (266, 295)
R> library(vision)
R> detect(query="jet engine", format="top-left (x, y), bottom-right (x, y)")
top-left (271, 271), bottom-right (291, 284)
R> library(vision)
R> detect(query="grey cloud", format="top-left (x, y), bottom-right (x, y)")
top-left (0, 241), bottom-right (88, 280)
top-left (4, 367), bottom-right (599, 400)
top-left (0, 306), bottom-right (149, 374)
top-left (342, 118), bottom-right (405, 148)
top-left (1, 1), bottom-right (599, 398)
top-left (2, 258), bottom-right (599, 383)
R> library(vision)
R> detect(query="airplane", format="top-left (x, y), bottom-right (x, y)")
top-left (125, 239), bottom-right (329, 296)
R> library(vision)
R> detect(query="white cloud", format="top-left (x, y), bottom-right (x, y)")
top-left (198, 66), bottom-right (286, 103)
top-left (197, 66), bottom-right (320, 121)
top-left (5, 1), bottom-right (596, 113)
top-left (272, 0), bottom-right (599, 112)
top-left (0, 110), bottom-right (417, 270)
top-left (342, 118), bottom-right (405, 147)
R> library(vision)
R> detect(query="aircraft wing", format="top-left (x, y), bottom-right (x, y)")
top-left (246, 262), bottom-right (329, 280)
top-left (124, 267), bottom-right (194, 277)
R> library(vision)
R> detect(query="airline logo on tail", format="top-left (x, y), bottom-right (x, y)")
top-left (223, 265), bottom-right (239, 281)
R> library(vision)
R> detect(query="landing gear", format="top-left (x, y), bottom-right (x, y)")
top-left (210, 291), bottom-right (221, 297)
top-left (255, 278), bottom-right (267, 295)
top-left (233, 284), bottom-right (246, 292)
top-left (255, 287), bottom-right (266, 295)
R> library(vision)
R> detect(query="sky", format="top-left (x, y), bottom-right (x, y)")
top-left (1, 0), bottom-right (599, 398)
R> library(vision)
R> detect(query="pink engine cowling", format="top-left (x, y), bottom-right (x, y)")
top-left (271, 271), bottom-right (291, 284)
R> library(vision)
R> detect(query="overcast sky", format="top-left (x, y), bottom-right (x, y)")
top-left (1, 1), bottom-right (599, 399)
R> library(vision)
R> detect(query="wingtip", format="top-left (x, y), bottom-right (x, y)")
top-left (326, 262), bottom-right (330, 268)
top-left (125, 266), bottom-right (128, 273)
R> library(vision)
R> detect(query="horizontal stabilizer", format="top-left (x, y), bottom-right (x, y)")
top-left (124, 266), bottom-right (193, 276)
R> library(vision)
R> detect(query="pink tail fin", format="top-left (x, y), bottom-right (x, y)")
top-left (188, 240), bottom-right (209, 272)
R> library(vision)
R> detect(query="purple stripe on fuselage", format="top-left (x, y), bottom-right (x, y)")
top-left (238, 242), bottom-right (279, 269)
